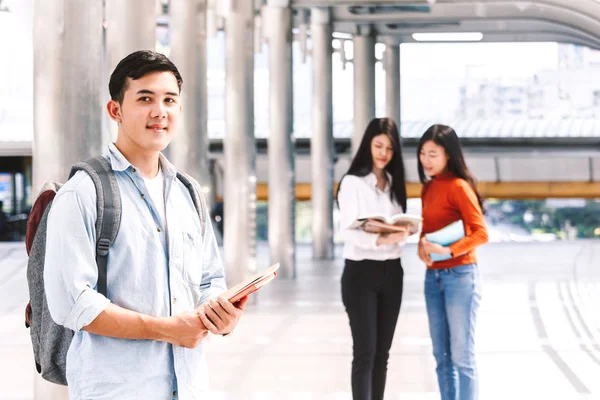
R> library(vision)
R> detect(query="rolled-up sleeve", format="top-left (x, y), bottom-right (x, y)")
top-left (197, 202), bottom-right (227, 306)
top-left (44, 189), bottom-right (110, 331)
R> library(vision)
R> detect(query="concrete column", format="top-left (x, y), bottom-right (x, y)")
top-left (385, 42), bottom-right (401, 137)
top-left (352, 32), bottom-right (376, 156)
top-left (105, 0), bottom-right (156, 144)
top-left (266, 1), bottom-right (295, 278)
top-left (224, 0), bottom-right (256, 285)
top-left (311, 7), bottom-right (334, 260)
top-left (32, 2), bottom-right (104, 194)
top-left (169, 0), bottom-right (212, 207)
top-left (33, 2), bottom-right (103, 397)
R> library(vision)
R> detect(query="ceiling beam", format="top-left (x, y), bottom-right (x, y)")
top-left (328, 2), bottom-right (600, 44)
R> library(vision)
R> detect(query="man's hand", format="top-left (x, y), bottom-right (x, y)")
top-left (197, 295), bottom-right (249, 336)
top-left (164, 311), bottom-right (209, 349)
top-left (418, 237), bottom-right (433, 266)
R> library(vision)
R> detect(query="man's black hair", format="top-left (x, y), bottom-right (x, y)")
top-left (108, 50), bottom-right (183, 104)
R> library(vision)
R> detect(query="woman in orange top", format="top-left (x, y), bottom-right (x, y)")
top-left (417, 124), bottom-right (488, 400)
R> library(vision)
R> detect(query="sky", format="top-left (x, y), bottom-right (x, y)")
top-left (400, 42), bottom-right (559, 79)
top-left (398, 42), bottom-right (560, 120)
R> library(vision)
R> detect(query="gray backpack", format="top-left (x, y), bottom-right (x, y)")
top-left (25, 156), bottom-right (206, 385)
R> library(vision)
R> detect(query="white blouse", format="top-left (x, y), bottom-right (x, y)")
top-left (337, 172), bottom-right (406, 261)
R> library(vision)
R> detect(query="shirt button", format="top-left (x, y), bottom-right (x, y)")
top-left (173, 297), bottom-right (177, 304)
top-left (157, 227), bottom-right (162, 232)
top-left (132, 168), bottom-right (137, 173)
top-left (173, 391), bottom-right (177, 396)
top-left (141, 194), bottom-right (146, 199)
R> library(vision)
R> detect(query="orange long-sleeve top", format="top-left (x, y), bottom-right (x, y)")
top-left (420, 171), bottom-right (489, 269)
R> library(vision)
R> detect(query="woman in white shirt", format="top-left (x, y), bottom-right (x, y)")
top-left (337, 117), bottom-right (409, 400)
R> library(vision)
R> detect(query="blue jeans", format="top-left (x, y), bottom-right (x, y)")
top-left (425, 264), bottom-right (481, 400)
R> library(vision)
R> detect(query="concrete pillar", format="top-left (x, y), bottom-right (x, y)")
top-left (105, 0), bottom-right (156, 144)
top-left (33, 1), bottom-right (103, 397)
top-left (311, 7), bottom-right (334, 260)
top-left (385, 42), bottom-right (401, 138)
top-left (224, 0), bottom-right (257, 285)
top-left (265, 1), bottom-right (295, 278)
top-left (33, 0), bottom-right (105, 195)
top-left (168, 0), bottom-right (212, 207)
top-left (352, 32), bottom-right (376, 156)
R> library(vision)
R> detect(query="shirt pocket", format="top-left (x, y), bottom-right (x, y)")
top-left (182, 231), bottom-right (203, 286)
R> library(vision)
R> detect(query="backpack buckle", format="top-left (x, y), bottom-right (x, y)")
top-left (97, 238), bottom-right (110, 256)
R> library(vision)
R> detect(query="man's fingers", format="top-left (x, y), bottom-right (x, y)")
top-left (196, 311), bottom-right (208, 331)
top-left (211, 299), bottom-right (239, 327)
top-left (215, 296), bottom-right (237, 315)
top-left (209, 299), bottom-right (229, 316)
top-left (204, 304), bottom-right (225, 330)
top-left (197, 311), bottom-right (219, 334)
top-left (235, 296), bottom-right (249, 310)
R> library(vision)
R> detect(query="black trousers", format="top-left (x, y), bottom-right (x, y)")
top-left (341, 258), bottom-right (404, 400)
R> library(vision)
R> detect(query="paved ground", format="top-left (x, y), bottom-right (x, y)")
top-left (2, 240), bottom-right (600, 399)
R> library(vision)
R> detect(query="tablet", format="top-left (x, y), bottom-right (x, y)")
top-left (222, 263), bottom-right (280, 303)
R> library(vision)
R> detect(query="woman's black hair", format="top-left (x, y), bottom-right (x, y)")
top-left (417, 124), bottom-right (485, 211)
top-left (337, 118), bottom-right (407, 212)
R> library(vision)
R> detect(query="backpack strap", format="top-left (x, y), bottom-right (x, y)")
top-left (69, 156), bottom-right (121, 297)
top-left (176, 170), bottom-right (207, 235)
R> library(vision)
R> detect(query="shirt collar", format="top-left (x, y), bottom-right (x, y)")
top-left (433, 170), bottom-right (455, 181)
top-left (107, 143), bottom-right (178, 180)
top-left (366, 171), bottom-right (393, 192)
top-left (107, 143), bottom-right (132, 172)
top-left (158, 152), bottom-right (178, 181)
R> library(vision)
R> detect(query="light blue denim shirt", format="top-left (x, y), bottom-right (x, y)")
top-left (44, 143), bottom-right (227, 400)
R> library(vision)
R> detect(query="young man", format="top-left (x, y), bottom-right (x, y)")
top-left (44, 50), bottom-right (247, 399)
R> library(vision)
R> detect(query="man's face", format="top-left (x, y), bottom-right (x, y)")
top-left (110, 71), bottom-right (181, 152)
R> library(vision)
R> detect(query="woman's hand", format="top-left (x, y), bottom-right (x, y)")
top-left (363, 222), bottom-right (386, 233)
top-left (376, 230), bottom-right (408, 245)
top-left (418, 238), bottom-right (433, 266)
top-left (420, 238), bottom-right (451, 257)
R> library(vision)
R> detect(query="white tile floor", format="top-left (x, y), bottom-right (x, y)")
top-left (2, 241), bottom-right (600, 399)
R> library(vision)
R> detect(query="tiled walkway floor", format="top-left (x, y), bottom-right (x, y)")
top-left (2, 241), bottom-right (600, 399)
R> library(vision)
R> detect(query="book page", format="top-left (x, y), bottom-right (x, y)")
top-left (363, 220), bottom-right (408, 233)
top-left (390, 214), bottom-right (423, 226)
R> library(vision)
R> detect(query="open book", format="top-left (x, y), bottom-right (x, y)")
top-left (425, 220), bottom-right (465, 262)
top-left (222, 263), bottom-right (280, 303)
top-left (348, 213), bottom-right (422, 234)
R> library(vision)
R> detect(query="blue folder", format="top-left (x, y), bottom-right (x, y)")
top-left (424, 220), bottom-right (465, 262)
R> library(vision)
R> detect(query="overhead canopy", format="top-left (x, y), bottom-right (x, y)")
top-left (291, 0), bottom-right (600, 49)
